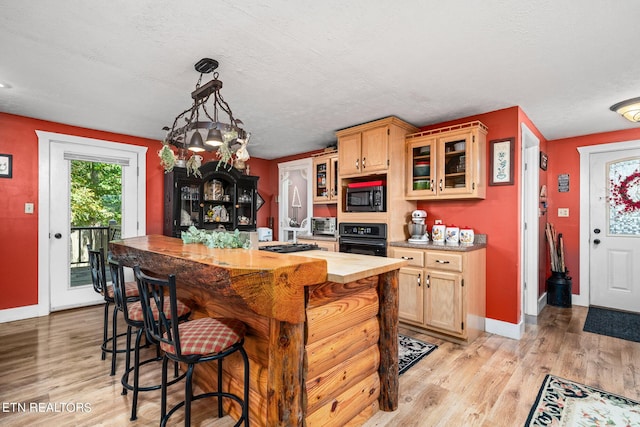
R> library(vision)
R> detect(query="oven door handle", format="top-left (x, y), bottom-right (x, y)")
top-left (339, 237), bottom-right (387, 247)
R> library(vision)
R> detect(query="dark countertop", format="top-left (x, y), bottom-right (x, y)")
top-left (390, 234), bottom-right (487, 252)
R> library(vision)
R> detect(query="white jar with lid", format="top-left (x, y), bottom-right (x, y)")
top-left (445, 225), bottom-right (460, 245)
top-left (460, 226), bottom-right (475, 245)
top-left (431, 220), bottom-right (445, 244)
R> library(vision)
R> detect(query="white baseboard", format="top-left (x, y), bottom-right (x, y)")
top-left (572, 293), bottom-right (588, 307)
top-left (0, 305), bottom-right (44, 323)
top-left (538, 293), bottom-right (547, 314)
top-left (485, 317), bottom-right (524, 340)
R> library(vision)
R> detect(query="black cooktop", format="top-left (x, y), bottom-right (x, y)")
top-left (259, 243), bottom-right (320, 253)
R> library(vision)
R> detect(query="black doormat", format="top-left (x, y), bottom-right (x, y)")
top-left (583, 306), bottom-right (640, 343)
top-left (398, 334), bottom-right (437, 375)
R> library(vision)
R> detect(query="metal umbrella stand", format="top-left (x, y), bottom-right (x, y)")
top-left (545, 222), bottom-right (572, 307)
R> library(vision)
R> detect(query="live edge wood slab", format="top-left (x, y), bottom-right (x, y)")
top-left (109, 235), bottom-right (406, 427)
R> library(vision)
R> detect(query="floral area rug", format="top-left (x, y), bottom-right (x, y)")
top-left (525, 374), bottom-right (640, 426)
top-left (398, 334), bottom-right (437, 375)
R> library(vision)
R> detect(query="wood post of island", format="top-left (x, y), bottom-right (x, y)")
top-left (109, 235), bottom-right (405, 427)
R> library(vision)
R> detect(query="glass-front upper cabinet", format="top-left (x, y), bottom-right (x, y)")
top-left (406, 136), bottom-right (435, 197)
top-left (178, 183), bottom-right (201, 228)
top-left (313, 151), bottom-right (338, 204)
top-left (405, 121), bottom-right (487, 200)
top-left (236, 184), bottom-right (256, 230)
top-left (202, 177), bottom-right (233, 230)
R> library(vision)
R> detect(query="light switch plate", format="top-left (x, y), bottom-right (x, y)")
top-left (558, 208), bottom-right (569, 217)
top-left (25, 202), bottom-right (34, 214)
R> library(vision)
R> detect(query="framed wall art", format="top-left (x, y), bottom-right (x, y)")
top-left (0, 154), bottom-right (12, 178)
top-left (540, 151), bottom-right (548, 171)
top-left (489, 138), bottom-right (514, 186)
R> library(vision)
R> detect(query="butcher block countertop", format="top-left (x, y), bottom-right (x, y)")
top-left (288, 249), bottom-right (407, 283)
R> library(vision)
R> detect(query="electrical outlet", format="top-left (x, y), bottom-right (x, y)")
top-left (558, 208), bottom-right (569, 217)
top-left (25, 202), bottom-right (34, 214)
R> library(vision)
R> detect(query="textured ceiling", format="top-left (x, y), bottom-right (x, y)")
top-left (1, 1), bottom-right (639, 159)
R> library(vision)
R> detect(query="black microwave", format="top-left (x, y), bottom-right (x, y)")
top-left (345, 181), bottom-right (386, 212)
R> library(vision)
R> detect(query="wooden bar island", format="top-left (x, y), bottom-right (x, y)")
top-left (109, 235), bottom-right (406, 427)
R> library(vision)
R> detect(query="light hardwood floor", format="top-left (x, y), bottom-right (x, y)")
top-left (0, 304), bottom-right (638, 426)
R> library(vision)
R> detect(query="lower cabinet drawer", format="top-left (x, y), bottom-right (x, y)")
top-left (391, 248), bottom-right (425, 267)
top-left (425, 251), bottom-right (463, 272)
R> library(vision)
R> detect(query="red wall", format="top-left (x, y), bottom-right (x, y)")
top-left (0, 113), bottom-right (167, 310)
top-left (545, 127), bottom-right (640, 295)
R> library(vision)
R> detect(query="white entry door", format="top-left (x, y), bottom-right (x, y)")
top-left (40, 132), bottom-right (146, 312)
top-left (589, 148), bottom-right (640, 312)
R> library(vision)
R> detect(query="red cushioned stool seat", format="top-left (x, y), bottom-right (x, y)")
top-left (161, 317), bottom-right (246, 356)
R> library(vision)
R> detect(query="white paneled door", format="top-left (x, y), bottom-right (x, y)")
top-left (39, 132), bottom-right (146, 312)
top-left (589, 148), bottom-right (640, 312)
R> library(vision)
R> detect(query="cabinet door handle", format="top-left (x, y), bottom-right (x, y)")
top-left (355, 158), bottom-right (359, 170)
top-left (435, 259), bottom-right (450, 264)
top-left (431, 179), bottom-right (435, 193)
top-left (439, 179), bottom-right (443, 192)
top-left (417, 273), bottom-right (421, 287)
top-left (401, 256), bottom-right (414, 260)
top-left (426, 274), bottom-right (430, 288)
top-left (362, 157), bottom-right (366, 169)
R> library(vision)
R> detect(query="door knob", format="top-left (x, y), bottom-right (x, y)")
top-left (593, 239), bottom-right (601, 244)
top-left (593, 228), bottom-right (601, 234)
top-left (54, 233), bottom-right (62, 239)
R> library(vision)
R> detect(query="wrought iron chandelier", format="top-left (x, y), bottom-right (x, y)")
top-left (163, 58), bottom-right (250, 165)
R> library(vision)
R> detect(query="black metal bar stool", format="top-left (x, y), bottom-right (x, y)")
top-left (109, 260), bottom-right (190, 421)
top-left (134, 266), bottom-right (250, 427)
top-left (88, 246), bottom-right (139, 376)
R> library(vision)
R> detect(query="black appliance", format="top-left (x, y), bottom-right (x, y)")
top-left (345, 181), bottom-right (385, 212)
top-left (259, 243), bottom-right (320, 254)
top-left (339, 223), bottom-right (387, 257)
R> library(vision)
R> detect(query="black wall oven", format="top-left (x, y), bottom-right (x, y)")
top-left (338, 223), bottom-right (387, 257)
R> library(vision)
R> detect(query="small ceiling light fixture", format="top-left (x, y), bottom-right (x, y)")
top-left (163, 58), bottom-right (250, 165)
top-left (610, 97), bottom-right (640, 123)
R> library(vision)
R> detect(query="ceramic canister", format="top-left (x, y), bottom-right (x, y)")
top-left (445, 225), bottom-right (460, 245)
top-left (431, 224), bottom-right (446, 244)
top-left (459, 226), bottom-right (475, 245)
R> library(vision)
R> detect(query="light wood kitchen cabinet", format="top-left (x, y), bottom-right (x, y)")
top-left (312, 151), bottom-right (338, 204)
top-left (405, 121), bottom-right (488, 200)
top-left (338, 119), bottom-right (412, 177)
top-left (297, 235), bottom-right (337, 252)
top-left (335, 117), bottom-right (419, 243)
top-left (338, 126), bottom-right (389, 176)
top-left (314, 240), bottom-right (337, 251)
top-left (390, 246), bottom-right (486, 343)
